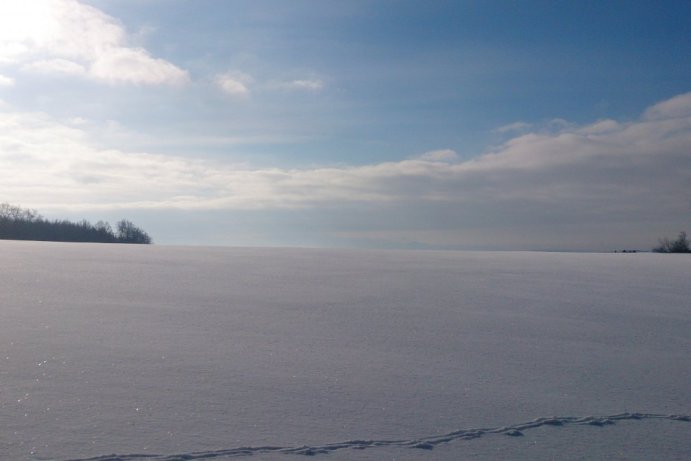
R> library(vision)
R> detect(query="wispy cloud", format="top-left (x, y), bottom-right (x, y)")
top-left (273, 79), bottom-right (325, 92)
top-left (0, 0), bottom-right (189, 86)
top-left (494, 121), bottom-right (531, 134)
top-left (222, 75), bottom-right (326, 97)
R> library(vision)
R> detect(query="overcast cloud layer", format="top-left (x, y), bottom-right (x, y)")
top-left (0, 0), bottom-right (689, 249)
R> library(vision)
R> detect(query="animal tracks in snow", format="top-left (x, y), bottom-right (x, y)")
top-left (64, 412), bottom-right (690, 460)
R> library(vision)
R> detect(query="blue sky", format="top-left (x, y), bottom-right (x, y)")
top-left (0, 0), bottom-right (689, 250)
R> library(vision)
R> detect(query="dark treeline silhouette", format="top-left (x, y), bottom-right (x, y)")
top-left (653, 231), bottom-right (689, 253)
top-left (0, 203), bottom-right (152, 244)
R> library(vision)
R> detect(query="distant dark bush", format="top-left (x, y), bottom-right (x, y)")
top-left (0, 202), bottom-right (152, 244)
top-left (653, 231), bottom-right (690, 253)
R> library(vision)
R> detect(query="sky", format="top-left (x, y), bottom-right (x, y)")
top-left (0, 0), bottom-right (689, 251)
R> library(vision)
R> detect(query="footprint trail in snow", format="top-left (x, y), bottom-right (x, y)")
top-left (64, 412), bottom-right (690, 460)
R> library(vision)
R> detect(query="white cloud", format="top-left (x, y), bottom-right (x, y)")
top-left (0, 0), bottom-right (189, 86)
top-left (0, 91), bottom-right (689, 248)
top-left (90, 47), bottom-right (189, 86)
top-left (0, 110), bottom-right (209, 209)
top-left (643, 92), bottom-right (691, 120)
top-left (0, 74), bottom-right (14, 86)
top-left (67, 116), bottom-right (88, 125)
top-left (216, 71), bottom-right (253, 97)
top-left (23, 58), bottom-right (87, 76)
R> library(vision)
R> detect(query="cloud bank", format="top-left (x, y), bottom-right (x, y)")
top-left (0, 91), bottom-right (689, 248)
top-left (0, 0), bottom-right (189, 85)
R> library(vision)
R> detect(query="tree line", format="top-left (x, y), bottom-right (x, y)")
top-left (0, 203), bottom-right (152, 244)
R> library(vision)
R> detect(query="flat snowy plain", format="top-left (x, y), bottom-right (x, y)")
top-left (1, 240), bottom-right (689, 460)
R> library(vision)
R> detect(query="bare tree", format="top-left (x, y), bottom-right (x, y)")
top-left (116, 219), bottom-right (152, 244)
top-left (0, 202), bottom-right (41, 221)
top-left (653, 231), bottom-right (690, 253)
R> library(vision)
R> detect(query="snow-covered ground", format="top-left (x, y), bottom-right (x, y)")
top-left (1, 241), bottom-right (689, 460)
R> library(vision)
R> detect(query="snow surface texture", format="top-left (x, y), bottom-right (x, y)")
top-left (0, 241), bottom-right (689, 460)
